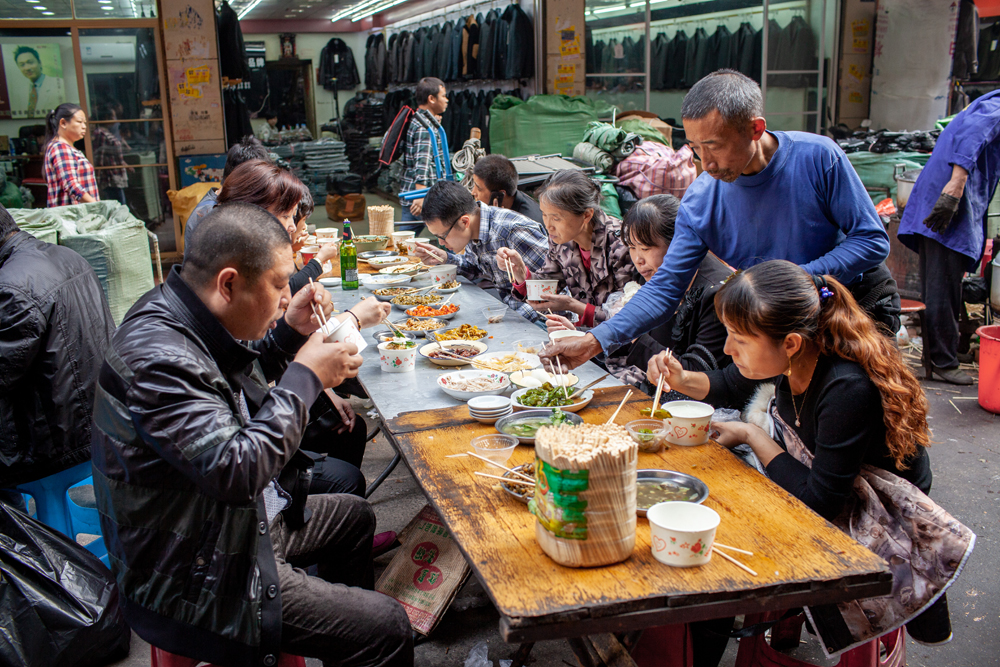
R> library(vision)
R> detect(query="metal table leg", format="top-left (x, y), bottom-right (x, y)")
top-left (364, 422), bottom-right (402, 498)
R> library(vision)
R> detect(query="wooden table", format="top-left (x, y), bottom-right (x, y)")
top-left (384, 386), bottom-right (892, 664)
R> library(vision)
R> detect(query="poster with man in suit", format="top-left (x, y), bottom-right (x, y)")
top-left (1, 43), bottom-right (66, 118)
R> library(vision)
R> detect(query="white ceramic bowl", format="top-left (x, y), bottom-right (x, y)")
top-left (429, 264), bottom-right (458, 284)
top-left (509, 369), bottom-right (579, 389)
top-left (316, 228), bottom-right (339, 239)
top-left (406, 304), bottom-right (460, 320)
top-left (646, 502), bottom-right (720, 567)
top-left (392, 231), bottom-right (415, 247)
top-left (363, 274), bottom-right (411, 289)
top-left (510, 388), bottom-right (594, 413)
top-left (661, 400), bottom-right (714, 446)
top-left (437, 370), bottom-right (511, 401)
top-left (380, 265), bottom-right (421, 276)
top-left (377, 340), bottom-right (418, 373)
top-left (468, 395), bottom-right (513, 413)
top-left (526, 279), bottom-right (559, 301)
top-left (549, 330), bottom-right (587, 343)
top-left (367, 256), bottom-right (409, 268)
top-left (418, 340), bottom-right (488, 366)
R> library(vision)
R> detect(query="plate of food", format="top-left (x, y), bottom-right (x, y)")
top-left (510, 368), bottom-right (578, 389)
top-left (358, 250), bottom-right (398, 261)
top-left (406, 303), bottom-right (460, 320)
top-left (472, 351), bottom-right (541, 373)
top-left (432, 324), bottom-right (488, 342)
top-left (363, 274), bottom-right (411, 289)
top-left (379, 264), bottom-right (422, 276)
top-left (389, 318), bottom-right (449, 337)
top-left (635, 470), bottom-right (709, 517)
top-left (435, 280), bottom-right (461, 294)
top-left (499, 462), bottom-right (535, 504)
top-left (495, 408), bottom-right (583, 445)
top-left (511, 386), bottom-right (594, 412)
top-left (391, 293), bottom-right (443, 310)
top-left (366, 255), bottom-right (410, 268)
top-left (418, 340), bottom-right (489, 366)
top-left (371, 286), bottom-right (417, 301)
top-left (437, 370), bottom-right (511, 401)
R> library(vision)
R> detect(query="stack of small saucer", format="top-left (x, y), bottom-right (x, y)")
top-left (468, 396), bottom-right (513, 424)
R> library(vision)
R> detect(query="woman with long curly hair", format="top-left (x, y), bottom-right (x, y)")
top-left (647, 260), bottom-right (972, 660)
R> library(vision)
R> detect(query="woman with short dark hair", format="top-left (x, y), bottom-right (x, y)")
top-left (499, 170), bottom-right (638, 327)
top-left (43, 103), bottom-right (99, 207)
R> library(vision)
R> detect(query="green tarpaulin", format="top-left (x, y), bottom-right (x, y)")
top-left (490, 94), bottom-right (616, 158)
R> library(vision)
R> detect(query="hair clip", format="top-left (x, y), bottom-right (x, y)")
top-left (819, 286), bottom-right (834, 301)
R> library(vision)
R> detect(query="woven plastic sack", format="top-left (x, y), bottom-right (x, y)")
top-left (614, 143), bottom-right (697, 200)
top-left (9, 207), bottom-right (62, 245)
top-left (617, 117), bottom-right (669, 145)
top-left (12, 202), bottom-right (153, 325)
top-left (489, 94), bottom-right (615, 158)
top-left (845, 152), bottom-right (929, 205)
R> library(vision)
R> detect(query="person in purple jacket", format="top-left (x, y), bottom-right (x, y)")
top-left (897, 90), bottom-right (1000, 385)
top-left (542, 69), bottom-right (899, 372)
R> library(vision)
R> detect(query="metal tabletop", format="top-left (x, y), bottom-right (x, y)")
top-left (328, 279), bottom-right (621, 420)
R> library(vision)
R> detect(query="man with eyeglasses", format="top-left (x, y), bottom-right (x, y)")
top-left (410, 180), bottom-right (549, 322)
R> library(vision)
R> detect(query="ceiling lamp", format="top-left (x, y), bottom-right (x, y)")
top-left (236, 0), bottom-right (265, 19)
top-left (592, 5), bottom-right (626, 14)
top-left (350, 0), bottom-right (405, 22)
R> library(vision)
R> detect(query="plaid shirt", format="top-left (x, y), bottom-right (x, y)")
top-left (91, 127), bottom-right (128, 190)
top-left (399, 109), bottom-right (446, 206)
top-left (44, 139), bottom-right (99, 207)
top-left (445, 203), bottom-right (549, 322)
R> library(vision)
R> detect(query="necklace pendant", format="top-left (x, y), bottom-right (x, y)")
top-left (795, 418), bottom-right (801, 427)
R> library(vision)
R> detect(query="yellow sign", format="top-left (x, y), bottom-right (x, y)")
top-left (177, 82), bottom-right (203, 99)
top-left (848, 63), bottom-right (866, 81)
top-left (560, 25), bottom-right (580, 56)
top-left (848, 92), bottom-right (864, 104)
top-left (186, 65), bottom-right (210, 84)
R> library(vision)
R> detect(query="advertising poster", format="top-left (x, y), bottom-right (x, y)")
top-left (0, 43), bottom-right (66, 119)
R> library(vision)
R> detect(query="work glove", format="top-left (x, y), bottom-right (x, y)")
top-left (922, 193), bottom-right (960, 234)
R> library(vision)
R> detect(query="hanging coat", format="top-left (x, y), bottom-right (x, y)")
top-left (503, 3), bottom-right (534, 79)
top-left (479, 10), bottom-right (498, 79)
top-left (666, 29), bottom-right (687, 88)
top-left (319, 37), bottom-right (361, 90)
top-left (463, 15), bottom-right (480, 79)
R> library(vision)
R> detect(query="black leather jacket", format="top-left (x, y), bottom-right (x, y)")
top-left (319, 37), bottom-right (361, 90)
top-left (91, 267), bottom-right (322, 667)
top-left (0, 231), bottom-right (113, 487)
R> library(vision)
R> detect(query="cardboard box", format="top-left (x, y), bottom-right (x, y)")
top-left (546, 0), bottom-right (585, 56)
top-left (375, 505), bottom-right (471, 636)
top-left (618, 110), bottom-right (674, 144)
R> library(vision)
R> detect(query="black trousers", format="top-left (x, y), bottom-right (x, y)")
top-left (918, 236), bottom-right (968, 369)
top-left (271, 494), bottom-right (413, 667)
top-left (306, 415), bottom-right (369, 497)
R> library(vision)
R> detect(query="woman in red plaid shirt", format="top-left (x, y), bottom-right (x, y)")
top-left (43, 103), bottom-right (99, 207)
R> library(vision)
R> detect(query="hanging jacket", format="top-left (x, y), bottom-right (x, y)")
top-left (387, 33), bottom-right (398, 84)
top-left (751, 20), bottom-right (782, 84)
top-left (667, 29), bottom-right (687, 88)
top-left (401, 31), bottom-right (416, 83)
top-left (449, 18), bottom-right (465, 81)
top-left (773, 16), bottom-right (817, 88)
top-left (217, 1), bottom-right (250, 81)
top-left (729, 22), bottom-right (756, 78)
top-left (707, 24), bottom-right (732, 71)
top-left (319, 37), bottom-right (360, 90)
top-left (463, 15), bottom-right (480, 79)
top-left (492, 9), bottom-right (510, 80)
top-left (436, 22), bottom-right (452, 80)
top-left (412, 28), bottom-right (425, 81)
top-left (365, 33), bottom-right (387, 90)
top-left (651, 33), bottom-right (668, 90)
top-left (479, 10), bottom-right (498, 79)
top-left (503, 3), bottom-right (534, 79)
top-left (0, 231), bottom-right (114, 488)
top-left (684, 28), bottom-right (708, 87)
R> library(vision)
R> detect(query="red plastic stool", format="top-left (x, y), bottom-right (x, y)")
top-left (734, 612), bottom-right (906, 667)
top-left (151, 645), bottom-right (306, 667)
top-left (631, 623), bottom-right (694, 667)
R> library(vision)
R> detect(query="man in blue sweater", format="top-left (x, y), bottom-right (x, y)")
top-left (544, 70), bottom-right (898, 370)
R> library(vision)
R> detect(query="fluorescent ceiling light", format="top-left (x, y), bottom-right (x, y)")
top-left (101, 6), bottom-right (114, 10)
top-left (236, 0), bottom-right (264, 19)
top-left (34, 5), bottom-right (46, 9)
top-left (42, 10), bottom-right (53, 14)
top-left (331, 0), bottom-right (381, 22)
top-left (592, 4), bottom-right (626, 13)
top-left (350, 0), bottom-right (405, 21)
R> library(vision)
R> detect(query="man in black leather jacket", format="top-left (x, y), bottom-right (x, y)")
top-left (91, 203), bottom-right (411, 667)
top-left (0, 203), bottom-right (113, 501)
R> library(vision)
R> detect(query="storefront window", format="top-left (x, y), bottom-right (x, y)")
top-left (79, 27), bottom-right (169, 228)
top-left (585, 2), bottom-right (647, 113)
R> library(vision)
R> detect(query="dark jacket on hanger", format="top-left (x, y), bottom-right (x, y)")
top-left (365, 33), bottom-right (387, 90)
top-left (773, 16), bottom-right (816, 87)
top-left (665, 29), bottom-right (687, 88)
top-left (217, 1), bottom-right (250, 81)
top-left (412, 28), bottom-right (425, 81)
top-left (974, 21), bottom-right (1000, 81)
top-left (686, 27), bottom-right (709, 86)
top-left (436, 22), bottom-right (452, 80)
top-left (493, 9), bottom-right (510, 79)
top-left (424, 25), bottom-right (440, 81)
top-left (464, 15), bottom-right (480, 78)
top-left (730, 22), bottom-right (756, 79)
top-left (319, 37), bottom-right (361, 90)
top-left (586, 28), bottom-right (596, 74)
top-left (387, 33), bottom-right (399, 84)
top-left (707, 24), bottom-right (732, 72)
top-left (403, 30), bottom-right (416, 83)
top-left (651, 33), bottom-right (668, 90)
top-left (503, 3), bottom-right (534, 79)
top-left (479, 9), bottom-right (498, 79)
top-left (447, 19), bottom-right (463, 81)
top-left (750, 20), bottom-right (781, 84)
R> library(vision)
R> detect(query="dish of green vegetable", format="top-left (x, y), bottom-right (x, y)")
top-left (494, 409), bottom-right (584, 444)
top-left (515, 383), bottom-right (576, 407)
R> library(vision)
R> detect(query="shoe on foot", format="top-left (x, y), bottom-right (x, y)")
top-left (372, 531), bottom-right (399, 558)
top-left (931, 366), bottom-right (975, 385)
top-left (957, 352), bottom-right (975, 364)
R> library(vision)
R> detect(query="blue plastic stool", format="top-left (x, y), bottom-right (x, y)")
top-left (10, 461), bottom-right (109, 565)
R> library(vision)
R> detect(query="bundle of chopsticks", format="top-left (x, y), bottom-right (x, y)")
top-left (650, 348), bottom-right (675, 414)
top-left (502, 256), bottom-right (516, 285)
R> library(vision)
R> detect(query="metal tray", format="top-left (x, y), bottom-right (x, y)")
top-left (358, 250), bottom-right (398, 260)
top-left (636, 469), bottom-right (710, 517)
top-left (500, 463), bottom-right (534, 505)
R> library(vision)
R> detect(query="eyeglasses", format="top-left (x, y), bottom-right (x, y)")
top-left (432, 215), bottom-right (462, 244)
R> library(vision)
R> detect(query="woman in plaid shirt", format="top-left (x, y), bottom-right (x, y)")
top-left (43, 103), bottom-right (99, 207)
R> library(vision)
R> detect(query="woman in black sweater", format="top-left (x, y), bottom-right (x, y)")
top-left (648, 260), bottom-right (971, 656)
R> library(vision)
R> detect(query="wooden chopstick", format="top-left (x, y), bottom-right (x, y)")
top-left (651, 376), bottom-right (665, 415)
top-left (712, 547), bottom-right (757, 576)
top-left (307, 277), bottom-right (330, 334)
top-left (464, 452), bottom-right (535, 482)
top-left (556, 356), bottom-right (568, 400)
top-left (475, 471), bottom-right (535, 486)
top-left (605, 389), bottom-right (633, 425)
top-left (713, 542), bottom-right (754, 556)
top-left (568, 373), bottom-right (610, 399)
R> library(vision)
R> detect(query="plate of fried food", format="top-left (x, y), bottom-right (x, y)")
top-left (435, 280), bottom-right (461, 294)
top-left (432, 324), bottom-right (488, 342)
top-left (418, 340), bottom-right (489, 366)
top-left (389, 318), bottom-right (449, 337)
top-left (371, 286), bottom-right (417, 302)
top-left (471, 351), bottom-right (541, 373)
top-left (391, 293), bottom-right (443, 310)
top-left (406, 303), bottom-right (460, 320)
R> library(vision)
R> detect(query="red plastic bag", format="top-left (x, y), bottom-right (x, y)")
top-left (875, 198), bottom-right (897, 217)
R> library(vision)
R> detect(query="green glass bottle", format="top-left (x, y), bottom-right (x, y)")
top-left (340, 220), bottom-right (358, 290)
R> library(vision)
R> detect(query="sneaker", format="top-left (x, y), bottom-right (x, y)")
top-left (372, 531), bottom-right (399, 558)
top-left (931, 366), bottom-right (975, 385)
